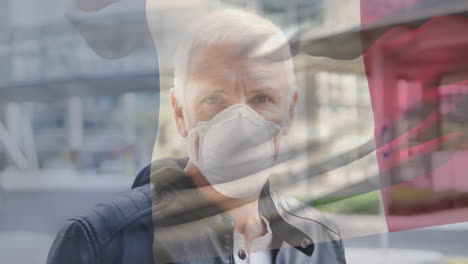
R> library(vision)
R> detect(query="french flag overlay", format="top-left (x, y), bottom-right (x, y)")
top-left (76, 0), bottom-right (468, 236)
top-left (360, 0), bottom-right (468, 231)
top-left (79, 0), bottom-right (468, 237)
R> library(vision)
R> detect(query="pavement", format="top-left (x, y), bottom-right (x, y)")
top-left (0, 170), bottom-right (134, 263)
top-left (334, 212), bottom-right (468, 263)
top-left (345, 248), bottom-right (444, 264)
top-left (0, 169), bottom-right (133, 192)
top-left (0, 170), bottom-right (133, 234)
top-left (0, 231), bottom-right (55, 264)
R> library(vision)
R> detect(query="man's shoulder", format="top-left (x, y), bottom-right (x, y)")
top-left (72, 185), bottom-right (153, 247)
top-left (270, 191), bottom-right (342, 243)
top-left (61, 157), bottom-right (187, 248)
top-left (48, 185), bottom-right (154, 263)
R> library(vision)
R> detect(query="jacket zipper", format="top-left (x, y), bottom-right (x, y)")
top-left (230, 235), bottom-right (235, 264)
top-left (274, 248), bottom-right (280, 264)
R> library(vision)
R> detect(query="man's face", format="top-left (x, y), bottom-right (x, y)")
top-left (171, 43), bottom-right (298, 156)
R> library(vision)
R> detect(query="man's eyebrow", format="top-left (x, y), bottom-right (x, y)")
top-left (249, 86), bottom-right (279, 95)
top-left (190, 82), bottom-right (225, 94)
top-left (207, 90), bottom-right (226, 94)
top-left (194, 89), bottom-right (226, 98)
top-left (251, 87), bottom-right (271, 92)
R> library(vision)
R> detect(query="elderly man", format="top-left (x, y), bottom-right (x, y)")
top-left (47, 9), bottom-right (346, 264)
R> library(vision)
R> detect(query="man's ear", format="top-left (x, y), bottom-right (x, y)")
top-left (170, 88), bottom-right (188, 137)
top-left (283, 90), bottom-right (298, 134)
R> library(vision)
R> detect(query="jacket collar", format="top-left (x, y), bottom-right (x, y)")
top-left (148, 157), bottom-right (314, 257)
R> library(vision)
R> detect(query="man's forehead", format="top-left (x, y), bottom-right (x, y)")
top-left (189, 44), bottom-right (286, 77)
top-left (187, 58), bottom-right (288, 93)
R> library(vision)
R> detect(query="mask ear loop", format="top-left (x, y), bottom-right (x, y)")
top-left (186, 123), bottom-right (211, 172)
top-left (181, 102), bottom-right (202, 164)
top-left (185, 127), bottom-right (200, 163)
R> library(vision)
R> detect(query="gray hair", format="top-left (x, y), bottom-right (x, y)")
top-left (173, 9), bottom-right (297, 102)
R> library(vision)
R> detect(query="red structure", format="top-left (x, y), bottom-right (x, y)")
top-left (361, 0), bottom-right (468, 231)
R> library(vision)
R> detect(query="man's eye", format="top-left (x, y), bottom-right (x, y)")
top-left (202, 95), bottom-right (222, 104)
top-left (250, 95), bottom-right (272, 104)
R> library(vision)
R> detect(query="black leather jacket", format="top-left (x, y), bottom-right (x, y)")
top-left (47, 158), bottom-right (346, 264)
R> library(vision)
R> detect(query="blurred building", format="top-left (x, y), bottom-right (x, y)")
top-left (0, 0), bottom-right (159, 175)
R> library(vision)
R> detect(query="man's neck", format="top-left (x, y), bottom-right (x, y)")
top-left (227, 199), bottom-right (267, 251)
top-left (184, 161), bottom-right (268, 244)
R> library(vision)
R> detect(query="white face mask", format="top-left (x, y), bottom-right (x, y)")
top-left (186, 104), bottom-right (282, 198)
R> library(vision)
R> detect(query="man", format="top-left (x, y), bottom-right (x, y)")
top-left (47, 9), bottom-right (346, 264)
